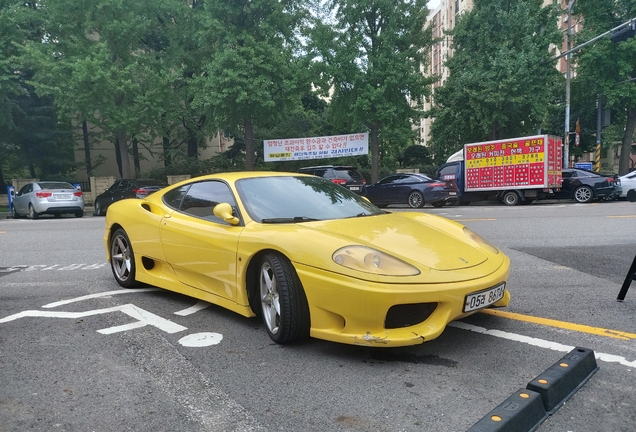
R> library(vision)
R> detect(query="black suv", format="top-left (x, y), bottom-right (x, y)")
top-left (297, 165), bottom-right (367, 195)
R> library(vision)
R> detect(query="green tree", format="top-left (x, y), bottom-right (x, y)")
top-left (428, 0), bottom-right (563, 163)
top-left (192, 0), bottom-right (307, 171)
top-left (23, 0), bottom-right (186, 179)
top-left (309, 0), bottom-right (434, 183)
top-left (573, 0), bottom-right (636, 175)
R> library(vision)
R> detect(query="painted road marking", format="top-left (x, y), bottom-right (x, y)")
top-left (43, 288), bottom-right (161, 308)
top-left (179, 332), bottom-right (223, 347)
top-left (0, 304), bottom-right (187, 334)
top-left (608, 215), bottom-right (636, 218)
top-left (480, 309), bottom-right (636, 340)
top-left (175, 301), bottom-right (211, 316)
top-left (0, 264), bottom-right (108, 273)
top-left (450, 321), bottom-right (636, 368)
top-left (455, 218), bottom-right (497, 222)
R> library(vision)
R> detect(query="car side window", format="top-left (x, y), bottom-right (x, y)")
top-left (378, 175), bottom-right (402, 185)
top-left (108, 181), bottom-right (120, 192)
top-left (562, 171), bottom-right (573, 178)
top-left (163, 186), bottom-right (190, 209)
top-left (179, 181), bottom-right (238, 225)
top-left (18, 184), bottom-right (31, 195)
top-left (119, 181), bottom-right (131, 191)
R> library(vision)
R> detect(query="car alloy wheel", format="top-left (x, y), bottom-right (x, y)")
top-left (110, 229), bottom-right (138, 288)
top-left (95, 202), bottom-right (102, 216)
top-left (573, 186), bottom-right (593, 203)
top-left (259, 252), bottom-right (310, 343)
top-left (408, 191), bottom-right (424, 208)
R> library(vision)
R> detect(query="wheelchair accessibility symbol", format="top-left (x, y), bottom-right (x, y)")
top-left (0, 288), bottom-right (223, 347)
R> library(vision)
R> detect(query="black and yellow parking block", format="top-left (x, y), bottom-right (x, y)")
top-left (526, 347), bottom-right (598, 413)
top-left (466, 389), bottom-right (547, 432)
top-left (466, 347), bottom-right (598, 432)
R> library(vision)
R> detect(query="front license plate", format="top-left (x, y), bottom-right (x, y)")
top-left (349, 186), bottom-right (360, 191)
top-left (463, 283), bottom-right (506, 312)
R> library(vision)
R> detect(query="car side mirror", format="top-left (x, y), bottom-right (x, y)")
top-left (213, 202), bottom-right (240, 225)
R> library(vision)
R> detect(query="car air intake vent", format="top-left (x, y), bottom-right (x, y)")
top-left (385, 303), bottom-right (437, 329)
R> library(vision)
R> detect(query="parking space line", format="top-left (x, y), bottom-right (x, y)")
top-left (480, 309), bottom-right (636, 340)
top-left (450, 321), bottom-right (636, 368)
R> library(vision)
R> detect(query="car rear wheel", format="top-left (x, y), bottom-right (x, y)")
top-left (259, 252), bottom-right (310, 344)
top-left (11, 206), bottom-right (20, 219)
top-left (408, 191), bottom-right (424, 208)
top-left (75, 210), bottom-right (84, 218)
top-left (28, 204), bottom-right (39, 219)
top-left (110, 229), bottom-right (139, 288)
top-left (573, 186), bottom-right (594, 203)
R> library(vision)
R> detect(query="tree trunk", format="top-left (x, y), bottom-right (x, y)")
top-left (0, 163), bottom-right (6, 192)
top-left (162, 137), bottom-right (172, 167)
top-left (619, 106), bottom-right (636, 175)
top-left (115, 132), bottom-right (132, 178)
top-left (132, 138), bottom-right (140, 176)
top-left (369, 123), bottom-right (380, 184)
top-left (187, 129), bottom-right (197, 159)
top-left (244, 116), bottom-right (255, 170)
top-left (82, 121), bottom-right (92, 176)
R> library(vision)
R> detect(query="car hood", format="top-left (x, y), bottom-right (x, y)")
top-left (301, 212), bottom-right (488, 272)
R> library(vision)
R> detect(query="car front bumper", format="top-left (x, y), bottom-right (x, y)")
top-left (294, 255), bottom-right (510, 347)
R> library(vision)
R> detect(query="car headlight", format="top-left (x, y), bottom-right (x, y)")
top-left (463, 227), bottom-right (499, 254)
top-left (332, 246), bottom-right (420, 276)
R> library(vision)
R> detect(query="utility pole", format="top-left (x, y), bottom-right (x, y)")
top-left (564, 0), bottom-right (575, 170)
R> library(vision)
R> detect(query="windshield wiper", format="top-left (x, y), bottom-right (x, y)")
top-left (261, 216), bottom-right (320, 224)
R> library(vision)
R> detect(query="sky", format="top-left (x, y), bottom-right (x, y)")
top-left (428, 0), bottom-right (441, 9)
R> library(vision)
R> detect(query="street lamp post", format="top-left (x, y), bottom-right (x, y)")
top-left (564, 0), bottom-right (576, 170)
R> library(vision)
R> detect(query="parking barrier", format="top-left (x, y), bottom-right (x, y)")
top-left (466, 347), bottom-right (598, 432)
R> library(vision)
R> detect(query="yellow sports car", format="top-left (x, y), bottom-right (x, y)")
top-left (104, 171), bottom-right (510, 347)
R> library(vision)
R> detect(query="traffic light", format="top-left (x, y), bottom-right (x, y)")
top-left (611, 20), bottom-right (636, 43)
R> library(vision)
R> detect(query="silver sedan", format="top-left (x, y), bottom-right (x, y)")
top-left (12, 181), bottom-right (84, 219)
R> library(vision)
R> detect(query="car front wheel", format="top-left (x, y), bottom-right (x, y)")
top-left (95, 202), bottom-right (103, 216)
top-left (573, 186), bottom-right (594, 203)
top-left (259, 252), bottom-right (310, 344)
top-left (408, 191), bottom-right (424, 208)
top-left (110, 229), bottom-right (139, 288)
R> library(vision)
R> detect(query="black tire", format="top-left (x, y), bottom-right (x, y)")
top-left (431, 201), bottom-right (445, 208)
top-left (11, 206), bottom-right (20, 219)
top-left (408, 191), bottom-right (424, 208)
top-left (627, 189), bottom-right (636, 202)
top-left (259, 252), bottom-right (310, 344)
top-left (75, 210), bottom-right (84, 218)
top-left (28, 204), bottom-right (39, 219)
top-left (573, 186), bottom-right (594, 203)
top-left (109, 229), bottom-right (139, 288)
top-left (502, 191), bottom-right (520, 206)
top-left (95, 201), bottom-right (104, 216)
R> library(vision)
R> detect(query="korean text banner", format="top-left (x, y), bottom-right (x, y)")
top-left (264, 133), bottom-right (369, 162)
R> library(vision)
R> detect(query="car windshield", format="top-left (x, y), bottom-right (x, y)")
top-left (235, 176), bottom-right (383, 223)
top-left (38, 182), bottom-right (75, 190)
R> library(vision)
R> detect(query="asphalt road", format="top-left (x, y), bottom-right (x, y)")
top-left (1, 200), bottom-right (635, 432)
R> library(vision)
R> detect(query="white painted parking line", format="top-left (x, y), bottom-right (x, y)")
top-left (43, 288), bottom-right (161, 308)
top-left (174, 300), bottom-right (211, 316)
top-left (0, 303), bottom-right (188, 334)
top-left (451, 321), bottom-right (636, 368)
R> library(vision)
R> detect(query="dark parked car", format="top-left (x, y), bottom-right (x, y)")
top-left (297, 165), bottom-right (366, 195)
top-left (556, 168), bottom-right (618, 203)
top-left (94, 179), bottom-right (168, 216)
top-left (365, 173), bottom-right (459, 208)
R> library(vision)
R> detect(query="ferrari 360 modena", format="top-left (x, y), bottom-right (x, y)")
top-left (104, 171), bottom-right (510, 347)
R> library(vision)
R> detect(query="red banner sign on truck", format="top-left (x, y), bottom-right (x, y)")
top-left (464, 135), bottom-right (562, 191)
